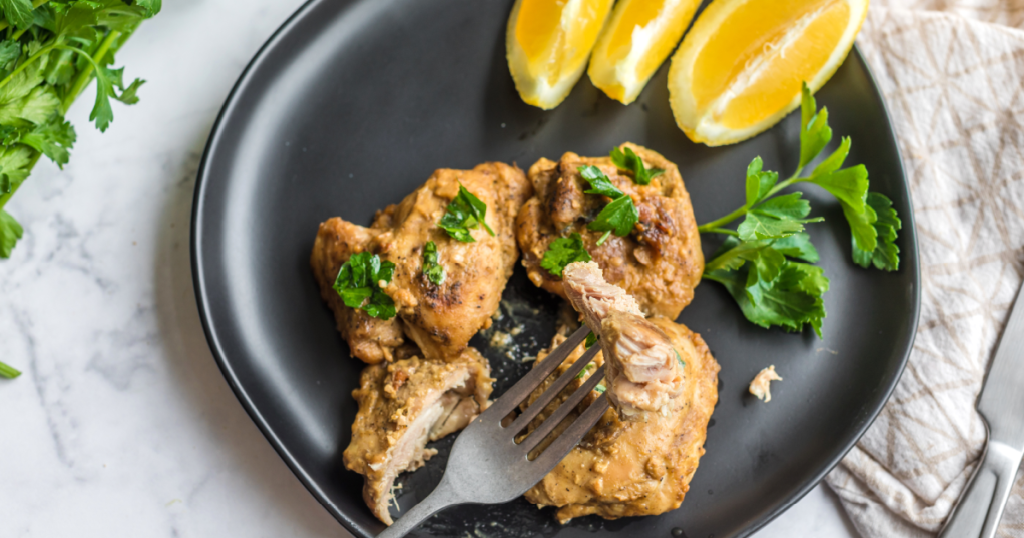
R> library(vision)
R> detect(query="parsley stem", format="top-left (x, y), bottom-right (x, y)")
top-left (63, 30), bottom-right (122, 113)
top-left (697, 173), bottom-right (804, 233)
top-left (0, 359), bottom-right (22, 379)
top-left (0, 41), bottom-right (58, 92)
top-left (0, 152), bottom-right (42, 211)
top-left (703, 227), bottom-right (739, 236)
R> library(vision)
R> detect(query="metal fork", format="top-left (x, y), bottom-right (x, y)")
top-left (376, 325), bottom-right (609, 538)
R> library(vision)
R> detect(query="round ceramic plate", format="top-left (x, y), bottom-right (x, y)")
top-left (191, 1), bottom-right (920, 537)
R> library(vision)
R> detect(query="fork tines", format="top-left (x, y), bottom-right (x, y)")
top-left (481, 325), bottom-right (610, 460)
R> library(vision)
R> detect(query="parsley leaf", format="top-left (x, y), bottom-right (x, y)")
top-left (0, 208), bottom-right (23, 258)
top-left (540, 232), bottom-right (591, 277)
top-left (422, 240), bottom-right (445, 285)
top-left (578, 165), bottom-right (623, 198)
top-left (576, 362), bottom-right (595, 379)
top-left (852, 192), bottom-right (901, 271)
top-left (772, 232), bottom-right (819, 263)
top-left (0, 0), bottom-right (36, 30)
top-left (799, 82), bottom-right (832, 168)
top-left (589, 194), bottom-right (638, 245)
top-left (675, 348), bottom-right (686, 368)
top-left (333, 252), bottom-right (397, 320)
top-left (745, 157), bottom-right (778, 206)
top-left (736, 192), bottom-right (823, 241)
top-left (438, 183), bottom-right (494, 242)
top-left (18, 118), bottom-right (76, 167)
top-left (584, 331), bottom-right (598, 349)
top-left (705, 243), bottom-right (829, 337)
top-left (610, 146), bottom-right (663, 185)
top-left (578, 165), bottom-right (639, 245)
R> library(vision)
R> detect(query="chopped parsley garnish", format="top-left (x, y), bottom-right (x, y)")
top-left (438, 183), bottom-right (494, 242)
top-left (675, 349), bottom-right (686, 368)
top-left (610, 146), bottom-right (664, 185)
top-left (333, 252), bottom-right (397, 320)
top-left (594, 382), bottom-right (606, 394)
top-left (578, 165), bottom-right (638, 246)
top-left (421, 241), bottom-right (445, 285)
top-left (576, 362), bottom-right (595, 379)
top-left (697, 82), bottom-right (901, 337)
top-left (541, 233), bottom-right (591, 277)
top-left (584, 330), bottom-right (599, 348)
top-left (579, 165), bottom-right (623, 198)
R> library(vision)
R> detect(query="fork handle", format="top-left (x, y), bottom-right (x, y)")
top-left (938, 438), bottom-right (1024, 538)
top-left (376, 476), bottom-right (463, 538)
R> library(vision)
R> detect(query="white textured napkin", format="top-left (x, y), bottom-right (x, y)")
top-left (824, 2), bottom-right (1024, 537)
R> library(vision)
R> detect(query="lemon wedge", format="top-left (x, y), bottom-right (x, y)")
top-left (507, 0), bottom-right (615, 110)
top-left (668, 0), bottom-right (869, 146)
top-left (588, 0), bottom-right (700, 105)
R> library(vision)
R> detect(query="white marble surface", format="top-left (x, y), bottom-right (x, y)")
top-left (0, 1), bottom-right (861, 536)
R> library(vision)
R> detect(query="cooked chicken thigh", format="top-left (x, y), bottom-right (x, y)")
top-left (562, 261), bottom-right (686, 416)
top-left (343, 348), bottom-right (493, 525)
top-left (520, 318), bottom-right (719, 523)
top-left (311, 162), bottom-right (532, 363)
top-left (516, 143), bottom-right (703, 318)
top-left (312, 218), bottom-right (404, 364)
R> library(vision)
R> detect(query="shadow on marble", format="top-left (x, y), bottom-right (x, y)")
top-left (152, 127), bottom-right (345, 537)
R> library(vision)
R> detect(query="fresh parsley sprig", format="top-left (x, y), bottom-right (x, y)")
top-left (422, 240), bottom-right (445, 285)
top-left (438, 183), bottom-right (494, 242)
top-left (610, 146), bottom-right (663, 185)
top-left (333, 252), bottom-right (397, 320)
top-left (0, 0), bottom-right (159, 260)
top-left (540, 232), bottom-right (591, 277)
top-left (699, 83), bottom-right (901, 336)
top-left (578, 165), bottom-right (638, 245)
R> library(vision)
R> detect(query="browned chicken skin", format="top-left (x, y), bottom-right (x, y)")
top-left (563, 261), bottom-right (687, 416)
top-left (343, 348), bottom-right (493, 525)
top-left (311, 162), bottom-right (532, 363)
top-left (516, 143), bottom-right (704, 318)
top-left (521, 319), bottom-right (719, 523)
top-left (311, 218), bottom-right (404, 364)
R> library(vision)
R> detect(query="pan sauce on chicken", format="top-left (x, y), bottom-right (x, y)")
top-left (343, 347), bottom-right (493, 525)
top-left (520, 318), bottom-right (719, 523)
top-left (516, 142), bottom-right (703, 319)
top-left (311, 162), bottom-right (532, 364)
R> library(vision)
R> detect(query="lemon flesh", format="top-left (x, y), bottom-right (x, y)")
top-left (507, 0), bottom-right (615, 110)
top-left (669, 0), bottom-right (869, 146)
top-left (589, 0), bottom-right (700, 105)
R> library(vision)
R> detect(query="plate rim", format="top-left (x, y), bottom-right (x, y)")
top-left (189, 1), bottom-right (922, 536)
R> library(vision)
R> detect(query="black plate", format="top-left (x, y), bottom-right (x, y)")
top-left (191, 1), bottom-right (920, 537)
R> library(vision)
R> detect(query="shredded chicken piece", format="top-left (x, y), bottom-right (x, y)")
top-left (562, 261), bottom-right (642, 333)
top-left (343, 348), bottom-right (493, 525)
top-left (562, 261), bottom-right (685, 416)
top-left (749, 365), bottom-right (782, 402)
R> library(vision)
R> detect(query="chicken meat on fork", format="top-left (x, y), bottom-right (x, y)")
top-left (562, 261), bottom-right (687, 416)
